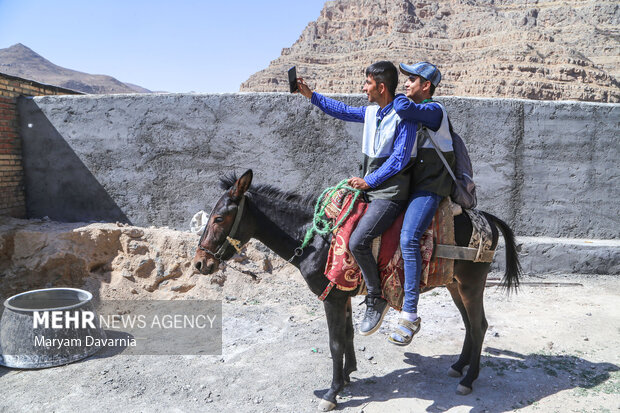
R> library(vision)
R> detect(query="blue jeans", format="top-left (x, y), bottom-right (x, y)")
top-left (400, 190), bottom-right (442, 314)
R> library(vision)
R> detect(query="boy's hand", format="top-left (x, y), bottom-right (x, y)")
top-left (296, 77), bottom-right (313, 99)
top-left (347, 177), bottom-right (370, 190)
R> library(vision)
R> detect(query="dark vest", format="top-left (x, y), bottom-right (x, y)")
top-left (411, 101), bottom-right (455, 197)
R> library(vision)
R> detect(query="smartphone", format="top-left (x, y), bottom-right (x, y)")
top-left (288, 66), bottom-right (298, 93)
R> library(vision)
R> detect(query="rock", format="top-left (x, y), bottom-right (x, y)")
top-left (240, 0), bottom-right (618, 103)
top-left (170, 284), bottom-right (195, 293)
top-left (254, 243), bottom-right (270, 253)
top-left (135, 259), bottom-right (155, 278)
top-left (127, 241), bottom-right (148, 255)
top-left (210, 274), bottom-right (226, 286)
top-left (127, 228), bottom-right (144, 238)
top-left (232, 253), bottom-right (247, 263)
top-left (262, 257), bottom-right (273, 272)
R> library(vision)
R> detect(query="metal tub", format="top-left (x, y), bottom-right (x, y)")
top-left (0, 288), bottom-right (106, 368)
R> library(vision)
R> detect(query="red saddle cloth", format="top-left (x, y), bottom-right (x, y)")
top-left (321, 192), bottom-right (438, 310)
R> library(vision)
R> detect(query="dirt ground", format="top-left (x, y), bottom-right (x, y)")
top-left (1, 258), bottom-right (618, 412)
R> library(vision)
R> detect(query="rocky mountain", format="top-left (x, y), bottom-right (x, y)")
top-left (241, 0), bottom-right (619, 103)
top-left (0, 44), bottom-right (151, 94)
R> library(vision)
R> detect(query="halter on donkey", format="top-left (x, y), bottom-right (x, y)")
top-left (193, 169), bottom-right (521, 412)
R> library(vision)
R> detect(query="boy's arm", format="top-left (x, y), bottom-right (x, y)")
top-left (393, 94), bottom-right (442, 130)
top-left (363, 120), bottom-right (417, 188)
top-left (310, 93), bottom-right (366, 123)
top-left (297, 77), bottom-right (365, 123)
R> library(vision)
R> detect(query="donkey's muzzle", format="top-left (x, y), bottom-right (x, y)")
top-left (193, 256), bottom-right (218, 275)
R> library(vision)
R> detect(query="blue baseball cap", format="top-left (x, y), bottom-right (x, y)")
top-left (399, 62), bottom-right (441, 87)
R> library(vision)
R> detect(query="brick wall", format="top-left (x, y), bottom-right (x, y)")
top-left (0, 72), bottom-right (81, 217)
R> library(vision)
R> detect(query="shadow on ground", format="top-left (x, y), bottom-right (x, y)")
top-left (314, 347), bottom-right (619, 412)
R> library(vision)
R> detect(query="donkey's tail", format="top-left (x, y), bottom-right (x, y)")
top-left (483, 212), bottom-right (522, 293)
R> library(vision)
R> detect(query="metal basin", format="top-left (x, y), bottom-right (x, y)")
top-left (0, 288), bottom-right (106, 368)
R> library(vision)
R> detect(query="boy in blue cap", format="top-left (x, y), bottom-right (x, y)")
top-left (388, 62), bottom-right (456, 346)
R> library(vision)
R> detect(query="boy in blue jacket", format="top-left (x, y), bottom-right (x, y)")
top-left (297, 61), bottom-right (417, 335)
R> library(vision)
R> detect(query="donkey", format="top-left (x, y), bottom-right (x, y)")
top-left (193, 170), bottom-right (521, 411)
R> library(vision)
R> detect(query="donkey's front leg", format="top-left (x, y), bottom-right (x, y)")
top-left (343, 297), bottom-right (357, 384)
top-left (319, 297), bottom-right (349, 411)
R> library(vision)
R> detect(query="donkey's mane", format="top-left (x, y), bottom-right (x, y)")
top-left (219, 174), bottom-right (317, 209)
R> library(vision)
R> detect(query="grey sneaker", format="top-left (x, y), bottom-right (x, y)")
top-left (359, 296), bottom-right (389, 336)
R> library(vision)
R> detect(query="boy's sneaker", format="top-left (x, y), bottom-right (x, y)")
top-left (359, 296), bottom-right (389, 336)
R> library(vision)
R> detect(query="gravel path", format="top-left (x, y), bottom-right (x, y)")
top-left (1, 271), bottom-right (618, 413)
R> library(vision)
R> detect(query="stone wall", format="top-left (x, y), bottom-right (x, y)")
top-left (0, 72), bottom-right (80, 218)
top-left (17, 93), bottom-right (619, 239)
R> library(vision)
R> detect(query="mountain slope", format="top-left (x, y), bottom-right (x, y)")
top-left (0, 44), bottom-right (150, 94)
top-left (240, 0), bottom-right (619, 102)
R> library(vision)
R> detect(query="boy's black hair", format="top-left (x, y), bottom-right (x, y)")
top-left (365, 61), bottom-right (398, 97)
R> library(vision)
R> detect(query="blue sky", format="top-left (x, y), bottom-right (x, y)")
top-left (0, 0), bottom-right (326, 92)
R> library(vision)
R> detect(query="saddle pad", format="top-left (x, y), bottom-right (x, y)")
top-left (322, 194), bottom-right (455, 310)
top-left (322, 188), bottom-right (350, 220)
top-left (425, 197), bottom-right (455, 287)
top-left (464, 208), bottom-right (495, 262)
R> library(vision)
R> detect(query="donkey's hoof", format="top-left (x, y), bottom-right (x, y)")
top-left (447, 367), bottom-right (462, 377)
top-left (456, 384), bottom-right (472, 395)
top-left (318, 399), bottom-right (337, 411)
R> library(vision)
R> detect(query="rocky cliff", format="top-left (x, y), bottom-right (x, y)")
top-left (240, 0), bottom-right (619, 102)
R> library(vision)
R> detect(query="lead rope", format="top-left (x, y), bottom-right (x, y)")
top-left (299, 179), bottom-right (362, 250)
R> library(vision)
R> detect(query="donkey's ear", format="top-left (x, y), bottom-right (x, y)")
top-left (230, 169), bottom-right (253, 201)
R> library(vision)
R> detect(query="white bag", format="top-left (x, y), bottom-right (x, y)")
top-left (190, 210), bottom-right (209, 234)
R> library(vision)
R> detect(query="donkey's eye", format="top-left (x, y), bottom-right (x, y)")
top-left (214, 217), bottom-right (224, 223)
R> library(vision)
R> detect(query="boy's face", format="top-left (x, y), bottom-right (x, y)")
top-left (363, 75), bottom-right (382, 103)
top-left (405, 75), bottom-right (431, 103)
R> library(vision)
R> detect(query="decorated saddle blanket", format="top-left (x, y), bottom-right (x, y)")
top-left (320, 190), bottom-right (455, 311)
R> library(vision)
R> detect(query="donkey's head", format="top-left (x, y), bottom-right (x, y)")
top-left (192, 169), bottom-right (254, 275)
